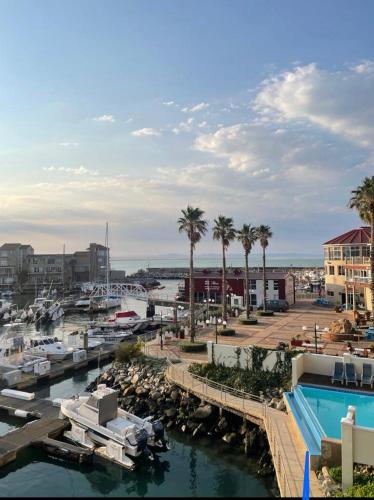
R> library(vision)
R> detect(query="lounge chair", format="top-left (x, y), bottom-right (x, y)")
top-left (345, 363), bottom-right (358, 386)
top-left (332, 362), bottom-right (344, 385)
top-left (361, 363), bottom-right (373, 388)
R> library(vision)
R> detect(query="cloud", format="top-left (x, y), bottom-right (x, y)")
top-left (59, 142), bottom-right (78, 147)
top-left (198, 121), bottom-right (208, 128)
top-left (93, 114), bottom-right (116, 123)
top-left (253, 62), bottom-right (374, 147)
top-left (181, 102), bottom-right (209, 113)
top-left (172, 117), bottom-right (194, 135)
top-left (131, 127), bottom-right (161, 137)
top-left (125, 118), bottom-right (134, 124)
top-left (163, 101), bottom-right (175, 106)
top-left (43, 166), bottom-right (99, 176)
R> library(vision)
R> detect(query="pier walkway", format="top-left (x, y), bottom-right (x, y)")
top-left (166, 362), bottom-right (323, 498)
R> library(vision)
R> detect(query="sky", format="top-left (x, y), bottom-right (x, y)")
top-left (1, 0), bottom-right (374, 257)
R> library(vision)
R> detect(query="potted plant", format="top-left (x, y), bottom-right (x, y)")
top-left (291, 335), bottom-right (303, 347)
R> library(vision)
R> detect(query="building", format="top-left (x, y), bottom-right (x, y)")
top-left (323, 226), bottom-right (372, 311)
top-left (184, 268), bottom-right (295, 307)
top-left (0, 243), bottom-right (34, 288)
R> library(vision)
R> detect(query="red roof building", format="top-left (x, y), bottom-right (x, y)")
top-left (323, 227), bottom-right (371, 245)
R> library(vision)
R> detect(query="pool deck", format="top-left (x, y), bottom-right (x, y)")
top-left (299, 372), bottom-right (374, 393)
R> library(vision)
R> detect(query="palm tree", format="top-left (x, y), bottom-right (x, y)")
top-left (256, 225), bottom-right (273, 311)
top-left (212, 216), bottom-right (236, 320)
top-left (349, 176), bottom-right (374, 320)
top-left (178, 206), bottom-right (208, 342)
top-left (236, 224), bottom-right (258, 319)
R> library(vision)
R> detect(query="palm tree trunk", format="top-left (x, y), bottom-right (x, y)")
top-left (189, 240), bottom-right (195, 342)
top-left (245, 252), bottom-right (249, 319)
top-left (371, 212), bottom-right (374, 324)
top-left (262, 246), bottom-right (266, 312)
top-left (222, 243), bottom-right (227, 320)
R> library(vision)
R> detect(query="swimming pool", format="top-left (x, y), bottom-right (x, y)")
top-left (299, 385), bottom-right (374, 440)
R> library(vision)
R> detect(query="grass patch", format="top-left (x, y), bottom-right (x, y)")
top-left (240, 317), bottom-right (258, 325)
top-left (218, 328), bottom-right (236, 336)
top-left (179, 341), bottom-right (207, 353)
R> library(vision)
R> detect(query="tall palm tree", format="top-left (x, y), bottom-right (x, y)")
top-left (212, 216), bottom-right (236, 320)
top-left (236, 224), bottom-right (258, 319)
top-left (349, 176), bottom-right (374, 320)
top-left (178, 206), bottom-right (208, 342)
top-left (256, 225), bottom-right (273, 311)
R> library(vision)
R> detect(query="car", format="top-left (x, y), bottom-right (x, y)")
top-left (257, 299), bottom-right (289, 312)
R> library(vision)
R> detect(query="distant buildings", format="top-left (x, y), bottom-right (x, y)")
top-left (0, 242), bottom-right (111, 290)
top-left (323, 226), bottom-right (372, 311)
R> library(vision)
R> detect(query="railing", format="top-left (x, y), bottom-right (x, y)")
top-left (345, 257), bottom-right (370, 266)
top-left (345, 276), bottom-right (371, 285)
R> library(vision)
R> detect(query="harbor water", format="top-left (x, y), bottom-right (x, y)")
top-left (0, 286), bottom-right (274, 497)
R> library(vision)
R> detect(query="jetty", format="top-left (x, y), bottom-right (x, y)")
top-left (166, 361), bottom-right (323, 497)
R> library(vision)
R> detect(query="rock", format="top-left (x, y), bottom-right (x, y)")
top-left (276, 400), bottom-right (286, 411)
top-left (181, 424), bottom-right (187, 432)
top-left (170, 389), bottom-right (180, 401)
top-left (135, 386), bottom-right (149, 396)
top-left (222, 432), bottom-right (237, 445)
top-left (123, 386), bottom-right (135, 396)
top-left (193, 404), bottom-right (213, 420)
top-left (192, 422), bottom-right (206, 437)
top-left (131, 374), bottom-right (139, 384)
top-left (217, 417), bottom-right (228, 431)
top-left (164, 407), bottom-right (177, 418)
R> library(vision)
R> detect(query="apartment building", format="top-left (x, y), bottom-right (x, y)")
top-left (323, 227), bottom-right (372, 311)
top-left (0, 243), bottom-right (34, 287)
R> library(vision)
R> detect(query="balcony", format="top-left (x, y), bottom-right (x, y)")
top-left (345, 276), bottom-right (371, 286)
top-left (345, 256), bottom-right (370, 266)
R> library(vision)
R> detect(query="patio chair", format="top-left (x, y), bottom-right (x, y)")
top-left (331, 362), bottom-right (344, 385)
top-left (361, 363), bottom-right (373, 389)
top-left (345, 363), bottom-right (358, 386)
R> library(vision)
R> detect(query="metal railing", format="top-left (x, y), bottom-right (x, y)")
top-left (345, 256), bottom-right (370, 266)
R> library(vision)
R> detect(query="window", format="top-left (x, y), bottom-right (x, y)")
top-left (327, 291), bottom-right (334, 296)
top-left (249, 294), bottom-right (257, 305)
top-left (363, 246), bottom-right (370, 257)
top-left (338, 266), bottom-right (345, 276)
top-left (350, 246), bottom-right (360, 257)
top-left (273, 280), bottom-right (279, 291)
top-left (324, 247), bottom-right (329, 260)
top-left (248, 279), bottom-right (256, 290)
top-left (330, 246), bottom-right (342, 260)
top-left (329, 266), bottom-right (335, 275)
top-left (265, 280), bottom-right (269, 290)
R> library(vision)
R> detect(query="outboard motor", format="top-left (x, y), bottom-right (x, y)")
top-left (135, 428), bottom-right (148, 453)
top-left (152, 420), bottom-right (169, 449)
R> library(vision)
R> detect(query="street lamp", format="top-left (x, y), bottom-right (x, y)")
top-left (302, 324), bottom-right (329, 354)
top-left (160, 311), bottom-right (163, 350)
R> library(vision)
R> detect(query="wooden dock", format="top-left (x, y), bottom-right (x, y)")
top-left (0, 394), bottom-right (69, 467)
top-left (166, 362), bottom-right (324, 498)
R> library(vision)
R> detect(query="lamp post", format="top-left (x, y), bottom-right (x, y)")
top-left (302, 324), bottom-right (329, 354)
top-left (160, 311), bottom-right (163, 350)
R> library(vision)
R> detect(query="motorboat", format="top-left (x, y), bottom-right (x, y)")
top-left (75, 296), bottom-right (92, 308)
top-left (0, 299), bottom-right (13, 316)
top-left (87, 329), bottom-right (134, 343)
top-left (26, 336), bottom-right (76, 360)
top-left (108, 310), bottom-right (145, 326)
top-left (28, 297), bottom-right (64, 324)
top-left (60, 384), bottom-right (169, 470)
top-left (96, 296), bottom-right (122, 311)
top-left (67, 331), bottom-right (105, 350)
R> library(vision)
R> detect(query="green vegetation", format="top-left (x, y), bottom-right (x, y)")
top-left (188, 347), bottom-right (297, 396)
top-left (236, 224), bottom-right (258, 319)
top-left (256, 224), bottom-right (273, 312)
top-left (240, 317), bottom-right (258, 325)
top-left (218, 328), bottom-right (236, 336)
top-left (330, 466), bottom-right (374, 497)
top-left (179, 340), bottom-right (207, 352)
top-left (115, 340), bottom-right (143, 362)
top-left (257, 310), bottom-right (274, 317)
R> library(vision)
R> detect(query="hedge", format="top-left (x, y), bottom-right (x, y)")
top-left (240, 317), bottom-right (258, 325)
top-left (218, 328), bottom-right (236, 336)
top-left (256, 310), bottom-right (274, 317)
top-left (179, 341), bottom-right (207, 353)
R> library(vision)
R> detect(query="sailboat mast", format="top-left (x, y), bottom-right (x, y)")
top-left (106, 222), bottom-right (109, 299)
top-left (62, 243), bottom-right (65, 297)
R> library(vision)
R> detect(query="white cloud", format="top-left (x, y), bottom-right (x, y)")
top-left (172, 118), bottom-right (195, 135)
top-left (93, 114), bottom-right (116, 123)
top-left (253, 62), bottom-right (374, 147)
top-left (163, 101), bottom-right (175, 106)
top-left (43, 166), bottom-right (99, 176)
top-left (59, 142), bottom-right (78, 147)
top-left (198, 121), bottom-right (208, 128)
top-left (181, 102), bottom-right (209, 113)
top-left (131, 127), bottom-right (161, 137)
top-left (125, 118), bottom-right (134, 124)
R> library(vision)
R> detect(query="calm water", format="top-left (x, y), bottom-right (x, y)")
top-left (301, 385), bottom-right (374, 440)
top-left (0, 293), bottom-right (273, 497)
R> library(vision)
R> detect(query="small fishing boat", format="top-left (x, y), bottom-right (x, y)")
top-left (61, 384), bottom-right (169, 470)
top-left (26, 336), bottom-right (76, 360)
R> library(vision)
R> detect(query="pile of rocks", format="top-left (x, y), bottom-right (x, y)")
top-left (87, 358), bottom-right (278, 487)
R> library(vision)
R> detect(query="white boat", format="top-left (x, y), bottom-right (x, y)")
top-left (60, 384), bottom-right (168, 470)
top-left (28, 297), bottom-right (64, 324)
top-left (26, 336), bottom-right (76, 360)
top-left (87, 328), bottom-right (134, 343)
top-left (0, 299), bottom-right (13, 315)
top-left (75, 296), bottom-right (92, 308)
top-left (97, 296), bottom-right (122, 311)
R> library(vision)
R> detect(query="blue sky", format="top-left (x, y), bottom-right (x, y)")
top-left (1, 0), bottom-right (373, 256)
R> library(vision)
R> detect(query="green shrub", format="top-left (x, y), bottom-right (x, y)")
top-left (218, 328), bottom-right (236, 336)
top-left (115, 341), bottom-right (142, 362)
top-left (240, 317), bottom-right (258, 325)
top-left (179, 341), bottom-right (207, 352)
top-left (256, 310), bottom-right (274, 317)
top-left (329, 466), bottom-right (342, 484)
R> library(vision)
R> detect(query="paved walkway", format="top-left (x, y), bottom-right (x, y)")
top-left (166, 362), bottom-right (323, 498)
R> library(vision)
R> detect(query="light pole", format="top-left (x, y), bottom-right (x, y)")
top-left (160, 311), bottom-right (163, 350)
top-left (302, 324), bottom-right (329, 354)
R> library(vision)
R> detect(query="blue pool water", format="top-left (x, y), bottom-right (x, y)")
top-left (300, 385), bottom-right (374, 440)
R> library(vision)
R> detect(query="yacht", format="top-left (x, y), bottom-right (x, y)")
top-left (97, 296), bottom-right (122, 311)
top-left (28, 297), bottom-right (64, 324)
top-left (60, 384), bottom-right (168, 470)
top-left (0, 299), bottom-right (13, 316)
top-left (87, 328), bottom-right (134, 343)
top-left (75, 296), bottom-right (92, 309)
top-left (26, 336), bottom-right (75, 360)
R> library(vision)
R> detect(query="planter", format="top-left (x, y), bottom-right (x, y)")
top-left (256, 310), bottom-right (274, 317)
top-left (218, 328), bottom-right (236, 336)
top-left (240, 317), bottom-right (258, 325)
top-left (291, 339), bottom-right (303, 347)
top-left (179, 341), bottom-right (206, 352)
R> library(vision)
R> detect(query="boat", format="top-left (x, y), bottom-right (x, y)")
top-left (28, 296), bottom-right (64, 324)
top-left (26, 336), bottom-right (76, 360)
top-left (87, 329), bottom-right (134, 343)
top-left (74, 296), bottom-right (92, 308)
top-left (96, 296), bottom-right (122, 311)
top-left (0, 299), bottom-right (13, 316)
top-left (60, 384), bottom-right (169, 470)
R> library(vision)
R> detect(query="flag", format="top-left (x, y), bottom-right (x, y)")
top-left (302, 450), bottom-right (310, 500)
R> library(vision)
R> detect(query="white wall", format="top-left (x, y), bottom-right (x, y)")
top-left (207, 341), bottom-right (284, 370)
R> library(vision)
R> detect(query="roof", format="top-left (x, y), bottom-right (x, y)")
top-left (323, 227), bottom-right (371, 245)
top-left (0, 243), bottom-right (22, 250)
